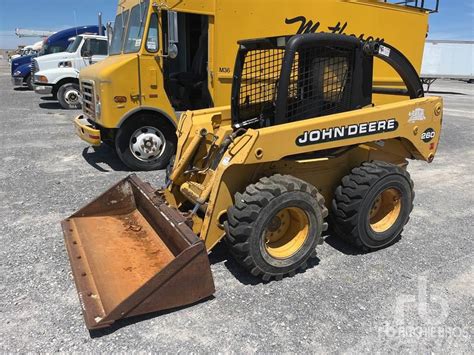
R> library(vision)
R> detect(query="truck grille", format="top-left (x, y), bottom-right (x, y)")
top-left (81, 81), bottom-right (96, 120)
top-left (32, 59), bottom-right (39, 77)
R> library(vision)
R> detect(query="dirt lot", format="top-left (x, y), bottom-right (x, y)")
top-left (0, 59), bottom-right (472, 353)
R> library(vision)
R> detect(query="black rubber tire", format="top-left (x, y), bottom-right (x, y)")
top-left (115, 114), bottom-right (176, 171)
top-left (26, 75), bottom-right (34, 90)
top-left (225, 174), bottom-right (328, 281)
top-left (57, 83), bottom-right (81, 109)
top-left (331, 161), bottom-right (414, 251)
top-left (51, 87), bottom-right (58, 100)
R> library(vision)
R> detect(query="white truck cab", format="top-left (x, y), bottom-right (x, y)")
top-left (33, 34), bottom-right (108, 109)
top-left (9, 44), bottom-right (38, 63)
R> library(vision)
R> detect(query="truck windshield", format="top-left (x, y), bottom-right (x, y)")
top-left (40, 43), bottom-right (68, 56)
top-left (109, 0), bottom-right (149, 55)
top-left (123, 0), bottom-right (149, 53)
top-left (110, 10), bottom-right (130, 55)
top-left (67, 37), bottom-right (82, 53)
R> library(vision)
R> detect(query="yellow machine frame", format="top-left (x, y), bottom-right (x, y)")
top-left (167, 95), bottom-right (443, 251)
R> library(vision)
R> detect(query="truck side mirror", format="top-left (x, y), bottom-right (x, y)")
top-left (154, 9), bottom-right (179, 60)
top-left (167, 43), bottom-right (178, 59)
top-left (168, 11), bottom-right (179, 59)
top-left (162, 11), bottom-right (178, 59)
top-left (106, 22), bottom-right (114, 46)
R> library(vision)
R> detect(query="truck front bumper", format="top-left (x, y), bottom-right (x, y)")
top-left (11, 77), bottom-right (23, 86)
top-left (74, 115), bottom-right (101, 146)
top-left (34, 84), bottom-right (53, 95)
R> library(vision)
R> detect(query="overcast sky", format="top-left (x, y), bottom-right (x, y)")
top-left (0, 0), bottom-right (473, 49)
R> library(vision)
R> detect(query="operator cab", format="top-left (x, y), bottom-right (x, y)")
top-left (161, 11), bottom-right (211, 111)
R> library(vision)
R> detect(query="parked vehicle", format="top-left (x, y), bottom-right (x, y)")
top-left (421, 40), bottom-right (474, 91)
top-left (11, 25), bottom-right (104, 90)
top-left (63, 32), bottom-right (444, 330)
top-left (33, 34), bottom-right (108, 109)
top-left (9, 45), bottom-right (37, 63)
top-left (74, 0), bottom-right (436, 171)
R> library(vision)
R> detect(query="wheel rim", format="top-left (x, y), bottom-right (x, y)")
top-left (369, 187), bottom-right (402, 233)
top-left (263, 207), bottom-right (309, 259)
top-left (64, 88), bottom-right (80, 106)
top-left (129, 126), bottom-right (166, 162)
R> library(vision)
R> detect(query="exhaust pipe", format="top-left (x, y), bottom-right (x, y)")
top-left (98, 12), bottom-right (103, 36)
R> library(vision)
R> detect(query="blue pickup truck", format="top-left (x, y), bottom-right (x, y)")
top-left (11, 25), bottom-right (104, 90)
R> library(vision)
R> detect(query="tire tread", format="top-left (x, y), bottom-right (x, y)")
top-left (226, 174), bottom-right (327, 281)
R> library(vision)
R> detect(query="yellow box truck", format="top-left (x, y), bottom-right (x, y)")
top-left (74, 0), bottom-right (436, 170)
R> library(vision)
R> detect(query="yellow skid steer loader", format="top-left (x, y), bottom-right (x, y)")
top-left (62, 33), bottom-right (443, 329)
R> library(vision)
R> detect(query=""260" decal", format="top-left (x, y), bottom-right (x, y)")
top-left (421, 128), bottom-right (436, 143)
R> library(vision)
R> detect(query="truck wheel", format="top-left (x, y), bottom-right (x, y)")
top-left (26, 75), bottom-right (34, 90)
top-left (57, 83), bottom-right (81, 109)
top-left (225, 174), bottom-right (328, 281)
top-left (115, 114), bottom-right (176, 171)
top-left (331, 161), bottom-right (414, 251)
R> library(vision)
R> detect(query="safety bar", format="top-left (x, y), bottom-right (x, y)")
top-left (383, 0), bottom-right (440, 13)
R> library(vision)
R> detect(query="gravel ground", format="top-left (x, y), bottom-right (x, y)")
top-left (0, 59), bottom-right (472, 353)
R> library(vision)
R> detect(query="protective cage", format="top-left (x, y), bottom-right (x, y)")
top-left (231, 34), bottom-right (374, 128)
top-left (383, 0), bottom-right (440, 13)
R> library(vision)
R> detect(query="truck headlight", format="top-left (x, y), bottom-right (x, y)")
top-left (35, 75), bottom-right (48, 83)
top-left (58, 61), bottom-right (73, 68)
top-left (14, 70), bottom-right (21, 76)
top-left (95, 95), bottom-right (101, 118)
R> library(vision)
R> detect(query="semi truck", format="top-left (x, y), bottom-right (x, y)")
top-left (8, 43), bottom-right (41, 63)
top-left (33, 34), bottom-right (108, 109)
top-left (74, 0), bottom-right (438, 171)
top-left (11, 25), bottom-right (104, 90)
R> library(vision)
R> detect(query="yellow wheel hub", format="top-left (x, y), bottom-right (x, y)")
top-left (264, 207), bottom-right (309, 259)
top-left (369, 188), bottom-right (402, 233)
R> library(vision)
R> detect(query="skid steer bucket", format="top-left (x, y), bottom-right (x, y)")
top-left (61, 175), bottom-right (215, 330)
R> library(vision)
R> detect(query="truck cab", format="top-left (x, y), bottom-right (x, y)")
top-left (33, 34), bottom-right (108, 109)
top-left (74, 0), bottom-right (436, 171)
top-left (11, 25), bottom-right (104, 90)
top-left (9, 45), bottom-right (36, 63)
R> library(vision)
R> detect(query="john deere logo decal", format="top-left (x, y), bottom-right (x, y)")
top-left (296, 119), bottom-right (398, 146)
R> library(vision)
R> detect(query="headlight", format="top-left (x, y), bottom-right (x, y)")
top-left (35, 75), bottom-right (48, 83)
top-left (58, 61), bottom-right (73, 68)
top-left (95, 94), bottom-right (101, 118)
top-left (14, 70), bottom-right (22, 76)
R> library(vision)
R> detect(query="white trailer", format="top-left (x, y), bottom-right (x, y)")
top-left (421, 40), bottom-right (474, 91)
